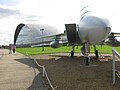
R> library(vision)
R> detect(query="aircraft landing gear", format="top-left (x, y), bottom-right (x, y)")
top-left (95, 50), bottom-right (99, 58)
top-left (80, 44), bottom-right (97, 67)
top-left (94, 45), bottom-right (99, 58)
top-left (71, 45), bottom-right (75, 58)
top-left (86, 57), bottom-right (89, 66)
top-left (71, 51), bottom-right (74, 58)
top-left (81, 43), bottom-right (90, 66)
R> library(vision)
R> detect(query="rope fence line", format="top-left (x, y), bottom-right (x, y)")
top-left (34, 59), bottom-right (55, 90)
top-left (25, 52), bottom-right (55, 90)
top-left (112, 48), bottom-right (120, 84)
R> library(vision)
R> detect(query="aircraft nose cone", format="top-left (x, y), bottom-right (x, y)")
top-left (90, 26), bottom-right (111, 44)
top-left (78, 15), bottom-right (111, 44)
top-left (88, 16), bottom-right (111, 44)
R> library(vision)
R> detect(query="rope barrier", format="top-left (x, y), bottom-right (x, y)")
top-left (25, 52), bottom-right (55, 90)
top-left (34, 59), bottom-right (55, 90)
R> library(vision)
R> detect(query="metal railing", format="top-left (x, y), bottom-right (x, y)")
top-left (112, 48), bottom-right (120, 84)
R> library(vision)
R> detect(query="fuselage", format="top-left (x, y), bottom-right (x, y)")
top-left (78, 12), bottom-right (111, 44)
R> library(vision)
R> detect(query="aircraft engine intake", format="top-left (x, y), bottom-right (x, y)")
top-left (50, 40), bottom-right (63, 48)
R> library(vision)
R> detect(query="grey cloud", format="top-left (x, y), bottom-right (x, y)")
top-left (24, 15), bottom-right (43, 22)
top-left (27, 16), bottom-right (39, 18)
top-left (0, 7), bottom-right (20, 18)
top-left (0, 32), bottom-right (13, 37)
top-left (0, 7), bottom-right (43, 22)
top-left (25, 19), bottom-right (40, 22)
top-left (0, 0), bottom-right (20, 6)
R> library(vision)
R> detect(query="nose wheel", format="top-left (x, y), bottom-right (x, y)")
top-left (84, 43), bottom-right (90, 66)
top-left (81, 44), bottom-right (97, 67)
top-left (81, 43), bottom-right (91, 66)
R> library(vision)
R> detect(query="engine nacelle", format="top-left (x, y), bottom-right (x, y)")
top-left (50, 40), bottom-right (63, 48)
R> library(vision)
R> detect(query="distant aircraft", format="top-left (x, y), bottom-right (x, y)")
top-left (105, 33), bottom-right (120, 47)
top-left (14, 6), bottom-right (111, 65)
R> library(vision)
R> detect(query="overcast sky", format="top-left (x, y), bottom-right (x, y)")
top-left (0, 0), bottom-right (119, 45)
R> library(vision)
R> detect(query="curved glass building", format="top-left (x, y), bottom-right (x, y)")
top-left (14, 23), bottom-right (65, 47)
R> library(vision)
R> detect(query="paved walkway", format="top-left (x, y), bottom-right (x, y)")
top-left (0, 49), bottom-right (48, 90)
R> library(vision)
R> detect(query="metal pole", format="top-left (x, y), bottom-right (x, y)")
top-left (113, 50), bottom-right (115, 84)
top-left (43, 65), bottom-right (45, 77)
top-left (40, 29), bottom-right (44, 51)
top-left (85, 43), bottom-right (90, 65)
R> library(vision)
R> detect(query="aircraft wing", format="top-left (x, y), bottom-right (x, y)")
top-left (31, 33), bottom-right (68, 48)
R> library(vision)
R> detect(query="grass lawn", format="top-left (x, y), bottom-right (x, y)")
top-left (16, 45), bottom-right (120, 55)
top-left (16, 46), bottom-right (75, 55)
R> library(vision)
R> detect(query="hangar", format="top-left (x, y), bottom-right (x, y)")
top-left (14, 23), bottom-right (65, 47)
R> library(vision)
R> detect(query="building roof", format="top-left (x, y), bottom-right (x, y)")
top-left (14, 23), bottom-right (64, 45)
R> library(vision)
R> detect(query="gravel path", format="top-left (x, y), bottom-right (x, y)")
top-left (32, 53), bottom-right (120, 90)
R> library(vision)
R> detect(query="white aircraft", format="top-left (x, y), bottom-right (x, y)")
top-left (34, 6), bottom-right (111, 65)
top-left (63, 6), bottom-right (111, 65)
top-left (14, 6), bottom-right (111, 65)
